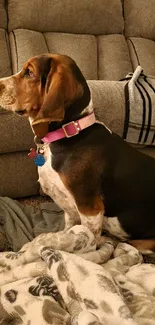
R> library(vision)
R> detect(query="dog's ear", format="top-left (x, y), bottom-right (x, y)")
top-left (33, 67), bottom-right (65, 125)
top-left (32, 59), bottom-right (84, 127)
top-left (31, 122), bottom-right (49, 139)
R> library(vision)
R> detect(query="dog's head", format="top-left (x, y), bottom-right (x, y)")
top-left (0, 53), bottom-right (90, 137)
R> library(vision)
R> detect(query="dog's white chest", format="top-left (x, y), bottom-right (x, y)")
top-left (38, 145), bottom-right (78, 216)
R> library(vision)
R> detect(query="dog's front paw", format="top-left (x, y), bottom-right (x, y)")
top-left (96, 235), bottom-right (118, 249)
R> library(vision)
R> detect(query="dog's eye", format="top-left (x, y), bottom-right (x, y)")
top-left (25, 69), bottom-right (35, 78)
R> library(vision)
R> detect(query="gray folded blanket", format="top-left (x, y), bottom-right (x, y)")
top-left (0, 197), bottom-right (65, 251)
top-left (122, 66), bottom-right (155, 145)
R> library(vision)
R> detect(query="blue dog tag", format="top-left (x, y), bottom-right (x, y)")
top-left (28, 148), bottom-right (45, 167)
top-left (34, 154), bottom-right (45, 167)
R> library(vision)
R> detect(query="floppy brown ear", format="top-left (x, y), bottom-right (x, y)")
top-left (31, 122), bottom-right (49, 139)
top-left (33, 68), bottom-right (65, 126)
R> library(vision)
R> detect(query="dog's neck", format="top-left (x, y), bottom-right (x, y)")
top-left (80, 98), bottom-right (93, 116)
top-left (48, 97), bottom-right (93, 133)
top-left (30, 89), bottom-right (93, 140)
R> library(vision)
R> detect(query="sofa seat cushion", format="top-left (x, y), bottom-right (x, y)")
top-left (98, 34), bottom-right (132, 80)
top-left (0, 29), bottom-right (11, 77)
top-left (0, 151), bottom-right (39, 198)
top-left (0, 111), bottom-right (34, 154)
top-left (127, 37), bottom-right (155, 75)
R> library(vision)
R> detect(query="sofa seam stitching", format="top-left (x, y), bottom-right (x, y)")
top-left (12, 30), bottom-right (18, 72)
top-left (43, 32), bottom-right (50, 53)
top-left (128, 38), bottom-right (140, 67)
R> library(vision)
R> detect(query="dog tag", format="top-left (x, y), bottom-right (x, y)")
top-left (28, 148), bottom-right (45, 167)
top-left (28, 148), bottom-right (37, 159)
top-left (34, 154), bottom-right (45, 167)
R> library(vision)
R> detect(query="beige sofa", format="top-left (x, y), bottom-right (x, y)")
top-left (0, 0), bottom-right (155, 198)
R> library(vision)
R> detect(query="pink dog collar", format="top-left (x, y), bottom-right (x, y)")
top-left (42, 112), bottom-right (96, 143)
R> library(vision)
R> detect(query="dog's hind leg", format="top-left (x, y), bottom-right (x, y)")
top-left (128, 239), bottom-right (155, 255)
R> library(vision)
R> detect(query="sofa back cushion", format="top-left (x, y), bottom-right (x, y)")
top-left (0, 30), bottom-right (11, 77)
top-left (10, 30), bottom-right (98, 79)
top-left (0, 0), bottom-right (7, 29)
top-left (8, 0), bottom-right (124, 35)
top-left (124, 0), bottom-right (155, 40)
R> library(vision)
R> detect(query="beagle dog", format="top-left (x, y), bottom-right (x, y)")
top-left (0, 53), bottom-right (155, 255)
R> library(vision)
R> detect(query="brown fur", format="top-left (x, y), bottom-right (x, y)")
top-left (129, 239), bottom-right (155, 253)
top-left (33, 57), bottom-right (83, 125)
top-left (60, 173), bottom-right (104, 216)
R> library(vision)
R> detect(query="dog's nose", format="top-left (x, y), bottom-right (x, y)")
top-left (15, 109), bottom-right (27, 115)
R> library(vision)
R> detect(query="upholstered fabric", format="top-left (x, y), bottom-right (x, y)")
top-left (10, 30), bottom-right (134, 81)
top-left (44, 32), bottom-right (97, 80)
top-left (127, 38), bottom-right (155, 75)
top-left (8, 0), bottom-right (124, 35)
top-left (124, 0), bottom-right (155, 40)
top-left (88, 80), bottom-right (125, 137)
top-left (0, 29), bottom-right (11, 77)
top-left (10, 29), bottom-right (48, 73)
top-left (97, 34), bottom-right (132, 80)
top-left (0, 111), bottom-right (34, 153)
top-left (0, 0), bottom-right (7, 29)
top-left (10, 30), bottom-right (133, 80)
top-left (10, 30), bottom-right (98, 79)
top-left (0, 152), bottom-right (39, 197)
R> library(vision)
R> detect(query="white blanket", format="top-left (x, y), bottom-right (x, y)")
top-left (0, 225), bottom-right (155, 325)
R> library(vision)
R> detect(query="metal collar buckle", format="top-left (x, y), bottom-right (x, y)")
top-left (62, 121), bottom-right (80, 138)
